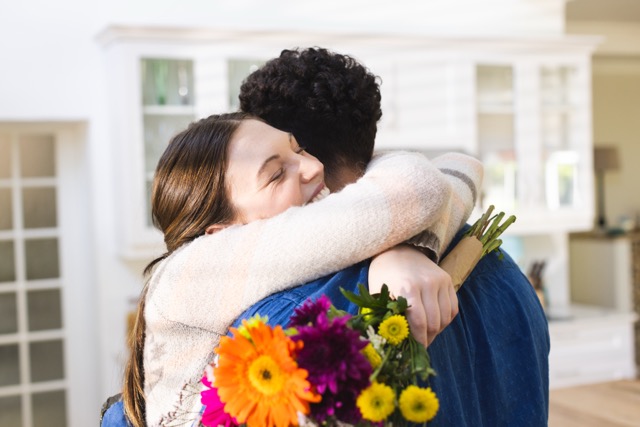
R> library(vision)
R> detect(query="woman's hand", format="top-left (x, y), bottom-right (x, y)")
top-left (368, 244), bottom-right (458, 347)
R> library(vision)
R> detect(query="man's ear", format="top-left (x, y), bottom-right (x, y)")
top-left (205, 223), bottom-right (229, 234)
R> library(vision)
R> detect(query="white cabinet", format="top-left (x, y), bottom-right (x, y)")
top-left (476, 60), bottom-right (593, 234)
top-left (99, 28), bottom-right (600, 258)
top-left (569, 232), bottom-right (640, 312)
top-left (100, 38), bottom-right (202, 259)
top-left (374, 39), bottom-right (599, 235)
top-left (98, 28), bottom-right (284, 259)
top-left (549, 305), bottom-right (637, 389)
top-left (569, 231), bottom-right (640, 375)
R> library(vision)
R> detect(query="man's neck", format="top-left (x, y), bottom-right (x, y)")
top-left (326, 166), bottom-right (364, 192)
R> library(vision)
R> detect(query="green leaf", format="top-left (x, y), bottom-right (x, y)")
top-left (340, 284), bottom-right (373, 307)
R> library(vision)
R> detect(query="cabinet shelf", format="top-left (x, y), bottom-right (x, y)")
top-left (477, 105), bottom-right (514, 115)
top-left (142, 105), bottom-right (195, 116)
top-left (541, 104), bottom-right (576, 113)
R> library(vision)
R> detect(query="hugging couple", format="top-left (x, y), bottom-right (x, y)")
top-left (102, 47), bottom-right (549, 427)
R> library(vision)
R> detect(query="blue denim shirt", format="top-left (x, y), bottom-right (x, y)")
top-left (423, 234), bottom-right (550, 426)
top-left (102, 230), bottom-right (550, 427)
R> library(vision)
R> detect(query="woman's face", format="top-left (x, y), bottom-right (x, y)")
top-left (225, 119), bottom-right (328, 224)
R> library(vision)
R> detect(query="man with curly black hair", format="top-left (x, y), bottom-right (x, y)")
top-left (238, 47), bottom-right (550, 426)
top-left (239, 48), bottom-right (381, 191)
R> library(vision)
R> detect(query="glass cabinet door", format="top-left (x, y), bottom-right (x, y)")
top-left (476, 65), bottom-right (516, 210)
top-left (476, 62), bottom-right (587, 227)
top-left (227, 58), bottom-right (265, 111)
top-left (540, 66), bottom-right (581, 210)
top-left (140, 59), bottom-right (196, 225)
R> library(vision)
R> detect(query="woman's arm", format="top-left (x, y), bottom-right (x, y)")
top-left (151, 151), bottom-right (481, 332)
top-left (405, 152), bottom-right (483, 261)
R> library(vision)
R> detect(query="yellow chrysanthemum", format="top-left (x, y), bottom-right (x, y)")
top-left (378, 314), bottom-right (409, 345)
top-left (362, 343), bottom-right (382, 369)
top-left (214, 322), bottom-right (320, 427)
top-left (237, 314), bottom-right (269, 339)
top-left (356, 381), bottom-right (396, 422)
top-left (398, 385), bottom-right (439, 423)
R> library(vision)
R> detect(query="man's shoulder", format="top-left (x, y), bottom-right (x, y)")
top-left (263, 260), bottom-right (369, 305)
top-left (234, 260), bottom-right (370, 328)
top-left (100, 395), bottom-right (127, 427)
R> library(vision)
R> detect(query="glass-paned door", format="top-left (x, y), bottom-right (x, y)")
top-left (0, 132), bottom-right (67, 427)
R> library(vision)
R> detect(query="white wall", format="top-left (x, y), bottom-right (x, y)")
top-left (0, 1), bottom-right (101, 119)
top-left (1, 0), bottom-right (566, 120)
top-left (568, 21), bottom-right (640, 56)
top-left (592, 58), bottom-right (640, 228)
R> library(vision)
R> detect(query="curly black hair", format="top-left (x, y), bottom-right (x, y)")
top-left (239, 47), bottom-right (382, 178)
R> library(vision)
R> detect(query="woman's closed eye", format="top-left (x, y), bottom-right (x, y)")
top-left (295, 146), bottom-right (307, 154)
top-left (269, 168), bottom-right (285, 184)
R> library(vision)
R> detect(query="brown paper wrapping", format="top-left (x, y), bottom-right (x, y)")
top-left (439, 236), bottom-right (484, 291)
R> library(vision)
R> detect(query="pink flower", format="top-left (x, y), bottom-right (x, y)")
top-left (201, 375), bottom-right (238, 427)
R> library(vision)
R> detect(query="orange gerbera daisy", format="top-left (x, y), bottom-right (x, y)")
top-left (214, 321), bottom-right (321, 427)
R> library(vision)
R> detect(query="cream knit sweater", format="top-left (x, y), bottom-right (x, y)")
top-left (144, 151), bottom-right (483, 426)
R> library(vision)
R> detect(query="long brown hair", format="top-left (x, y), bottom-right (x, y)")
top-left (122, 112), bottom-right (252, 426)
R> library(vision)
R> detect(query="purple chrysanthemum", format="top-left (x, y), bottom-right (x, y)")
top-left (288, 295), bottom-right (332, 327)
top-left (293, 309), bottom-right (372, 424)
top-left (312, 385), bottom-right (366, 424)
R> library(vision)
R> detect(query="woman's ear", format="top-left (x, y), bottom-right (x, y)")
top-left (205, 224), bottom-right (229, 234)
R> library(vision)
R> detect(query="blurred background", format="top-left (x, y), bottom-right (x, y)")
top-left (0, 1), bottom-right (639, 425)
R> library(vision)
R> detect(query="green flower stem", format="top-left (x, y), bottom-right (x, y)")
top-left (482, 239), bottom-right (502, 257)
top-left (481, 211), bottom-right (504, 245)
top-left (470, 205), bottom-right (494, 238)
top-left (370, 347), bottom-right (392, 383)
top-left (464, 205), bottom-right (516, 256)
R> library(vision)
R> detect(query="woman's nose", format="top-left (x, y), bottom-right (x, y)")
top-left (300, 155), bottom-right (324, 182)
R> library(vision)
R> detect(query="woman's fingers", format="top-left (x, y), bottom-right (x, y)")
top-left (404, 287), bottom-right (428, 346)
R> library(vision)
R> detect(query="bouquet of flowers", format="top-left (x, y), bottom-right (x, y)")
top-left (200, 206), bottom-right (515, 427)
top-left (201, 289), bottom-right (436, 427)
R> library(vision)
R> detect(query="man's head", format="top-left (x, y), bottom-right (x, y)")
top-left (239, 47), bottom-right (382, 190)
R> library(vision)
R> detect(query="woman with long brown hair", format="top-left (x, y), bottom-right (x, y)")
top-left (118, 112), bottom-right (482, 426)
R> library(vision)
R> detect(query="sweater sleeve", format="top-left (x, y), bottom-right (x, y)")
top-left (406, 152), bottom-right (484, 261)
top-left (149, 151), bottom-right (458, 333)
